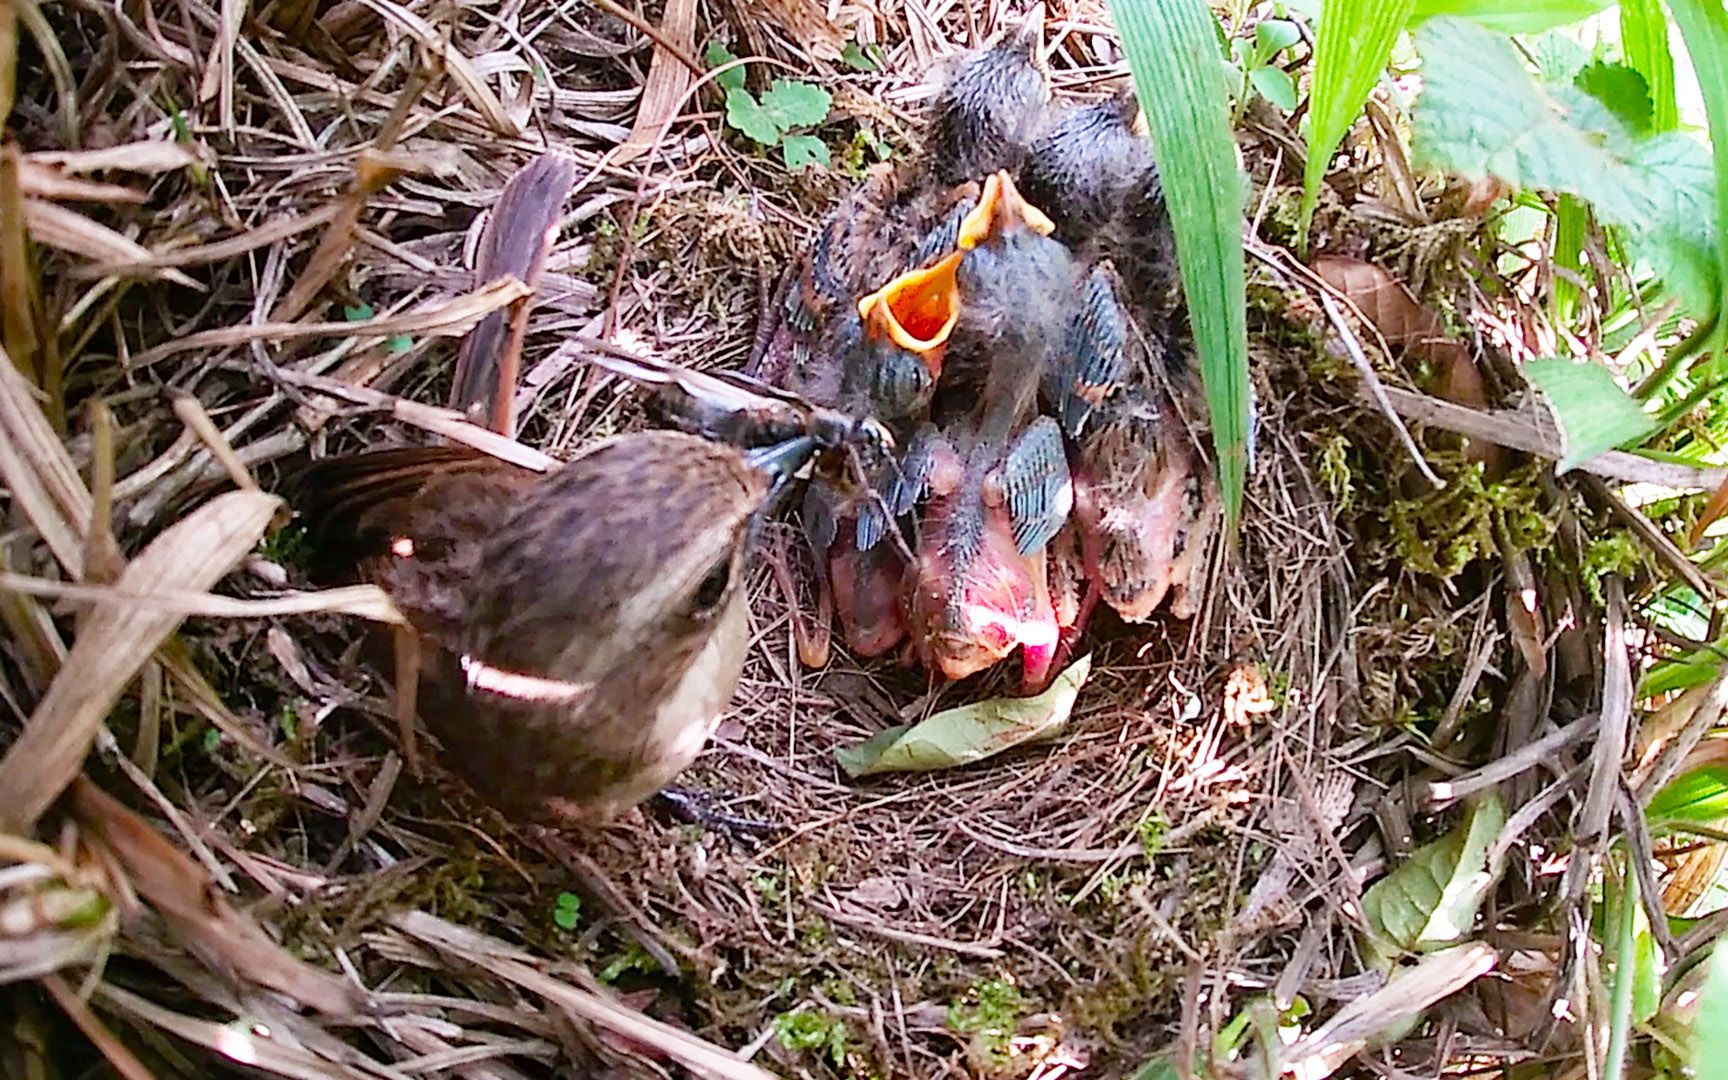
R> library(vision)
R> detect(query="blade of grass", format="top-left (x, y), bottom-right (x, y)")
top-left (1300, 0), bottom-right (1418, 241)
top-left (1623, 0), bottom-right (1680, 132)
top-left (1110, 0), bottom-right (1249, 528)
top-left (1604, 854), bottom-right (1639, 1080)
top-left (1409, 0), bottom-right (1611, 34)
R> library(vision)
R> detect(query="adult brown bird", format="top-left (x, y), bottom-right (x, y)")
top-left (293, 154), bottom-right (822, 826)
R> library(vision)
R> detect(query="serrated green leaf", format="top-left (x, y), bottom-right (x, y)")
top-left (841, 40), bottom-right (880, 72)
top-left (1112, 0), bottom-right (1250, 529)
top-left (1408, 0), bottom-right (1611, 35)
top-left (1249, 65), bottom-right (1299, 111)
top-left (1647, 763), bottom-right (1728, 827)
top-left (1255, 18), bottom-right (1302, 56)
top-left (1695, 938), bottom-right (1728, 1069)
top-left (1413, 17), bottom-right (1720, 316)
top-left (705, 41), bottom-right (746, 93)
top-left (1300, 0), bottom-right (1417, 238)
top-left (760, 79), bottom-right (831, 130)
top-left (1524, 358), bottom-right (1658, 470)
top-left (834, 655), bottom-right (1090, 777)
top-left (1528, 29), bottom-right (1590, 83)
top-left (781, 134), bottom-right (829, 171)
top-left (725, 86), bottom-right (782, 145)
top-left (1360, 793), bottom-right (1507, 967)
top-left (1621, 0), bottom-right (1679, 133)
top-left (1575, 61), bottom-right (1654, 136)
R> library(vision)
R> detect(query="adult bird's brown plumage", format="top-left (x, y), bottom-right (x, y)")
top-left (290, 153), bottom-right (814, 826)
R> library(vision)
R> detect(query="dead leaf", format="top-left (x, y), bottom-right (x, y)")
top-left (21, 199), bottom-right (197, 288)
top-left (835, 654), bottom-right (1091, 777)
top-left (72, 780), bottom-right (362, 1016)
top-left (0, 489), bottom-right (280, 832)
top-left (617, 0), bottom-right (698, 163)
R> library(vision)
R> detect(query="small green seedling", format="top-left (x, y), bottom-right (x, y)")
top-left (1227, 19), bottom-right (1302, 117)
top-left (551, 891), bottom-right (581, 931)
top-left (706, 41), bottom-right (834, 170)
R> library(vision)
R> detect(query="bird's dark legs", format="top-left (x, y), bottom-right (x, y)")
top-left (652, 788), bottom-right (779, 839)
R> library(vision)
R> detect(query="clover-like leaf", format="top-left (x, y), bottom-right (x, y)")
top-left (725, 86), bottom-right (782, 145)
top-left (781, 134), bottom-right (830, 171)
top-left (760, 79), bottom-right (832, 131)
top-left (1254, 18), bottom-right (1301, 58)
top-left (705, 41), bottom-right (747, 93)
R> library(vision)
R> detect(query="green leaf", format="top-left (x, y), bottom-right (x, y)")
top-left (552, 890), bottom-right (581, 930)
top-left (759, 79), bottom-right (831, 131)
top-left (1666, 0), bottom-right (1728, 345)
top-left (781, 134), bottom-right (830, 171)
top-left (841, 40), bottom-right (881, 72)
top-left (1249, 65), bottom-right (1299, 111)
top-left (1300, 0), bottom-right (1417, 238)
top-left (1620, 0), bottom-right (1679, 133)
top-left (1408, 0), bottom-right (1611, 35)
top-left (1111, 0), bottom-right (1251, 529)
top-left (1254, 18), bottom-right (1302, 57)
top-left (1647, 763), bottom-right (1728, 827)
top-left (1413, 17), bottom-right (1720, 316)
top-left (705, 41), bottom-right (746, 93)
top-left (343, 302), bottom-right (375, 321)
top-left (1695, 937), bottom-right (1728, 1070)
top-left (1574, 61), bottom-right (1654, 136)
top-left (725, 86), bottom-right (782, 145)
top-left (1524, 358), bottom-right (1658, 471)
top-left (834, 654), bottom-right (1090, 777)
top-left (1360, 793), bottom-right (1507, 967)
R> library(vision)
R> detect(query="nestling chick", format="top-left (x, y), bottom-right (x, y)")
top-left (1018, 87), bottom-right (1178, 315)
top-left (924, 4), bottom-right (1052, 185)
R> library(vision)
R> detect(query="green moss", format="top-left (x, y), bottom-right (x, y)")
top-left (948, 977), bottom-right (1023, 1064)
top-left (1581, 532), bottom-right (1645, 605)
top-left (773, 1008), bottom-right (851, 1067)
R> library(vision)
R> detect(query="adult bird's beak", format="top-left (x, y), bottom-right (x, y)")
top-left (857, 251), bottom-right (964, 376)
top-left (958, 171), bottom-right (1057, 250)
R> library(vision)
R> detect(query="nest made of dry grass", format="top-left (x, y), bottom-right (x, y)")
top-left (2, 0), bottom-right (1713, 1077)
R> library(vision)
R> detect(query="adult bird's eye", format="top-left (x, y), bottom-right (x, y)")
top-left (691, 558), bottom-right (731, 614)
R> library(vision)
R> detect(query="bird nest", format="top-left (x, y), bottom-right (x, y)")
top-left (0, 0), bottom-right (1671, 1077)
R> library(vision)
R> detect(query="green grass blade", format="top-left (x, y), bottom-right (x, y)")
top-left (1552, 194), bottom-right (1588, 322)
top-left (1111, 0), bottom-right (1250, 528)
top-left (1665, 0), bottom-right (1728, 356)
top-left (1300, 0), bottom-right (1417, 239)
top-left (1409, 0), bottom-right (1611, 34)
top-left (1623, 0), bottom-right (1680, 132)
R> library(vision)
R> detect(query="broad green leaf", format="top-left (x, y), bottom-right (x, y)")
top-left (1360, 793), bottom-right (1507, 968)
top-left (841, 40), bottom-right (881, 72)
top-left (1695, 938), bottom-right (1728, 1069)
top-left (1255, 18), bottom-right (1302, 57)
top-left (1408, 0), bottom-right (1611, 34)
top-left (1620, 0), bottom-right (1679, 133)
top-left (780, 134), bottom-right (830, 171)
top-left (834, 654), bottom-right (1090, 777)
top-left (1299, 0), bottom-right (1416, 239)
top-left (1249, 65), bottom-right (1300, 111)
top-left (1413, 17), bottom-right (1719, 317)
top-left (1575, 61), bottom-right (1654, 136)
top-left (704, 41), bottom-right (746, 93)
top-left (1129, 1058), bottom-right (1180, 1080)
top-left (1524, 358), bottom-right (1658, 471)
top-left (1666, 0), bottom-right (1728, 347)
top-left (1647, 763), bottom-right (1728, 827)
top-left (1111, 0), bottom-right (1250, 528)
top-left (759, 79), bottom-right (831, 130)
top-left (724, 86), bottom-right (781, 145)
